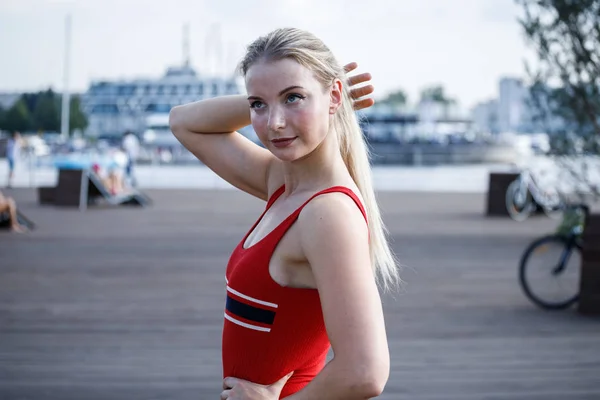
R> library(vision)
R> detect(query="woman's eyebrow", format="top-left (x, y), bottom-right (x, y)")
top-left (278, 85), bottom-right (304, 96)
top-left (247, 85), bottom-right (305, 101)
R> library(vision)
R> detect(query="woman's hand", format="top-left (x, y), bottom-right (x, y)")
top-left (344, 62), bottom-right (375, 111)
top-left (221, 372), bottom-right (293, 400)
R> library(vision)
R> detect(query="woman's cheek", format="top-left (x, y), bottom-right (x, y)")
top-left (251, 114), bottom-right (269, 141)
top-left (296, 105), bottom-right (327, 136)
top-left (289, 106), bottom-right (314, 129)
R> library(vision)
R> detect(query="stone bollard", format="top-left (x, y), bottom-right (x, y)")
top-left (578, 213), bottom-right (600, 315)
top-left (486, 172), bottom-right (520, 217)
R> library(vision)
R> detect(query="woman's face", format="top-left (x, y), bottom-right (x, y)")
top-left (245, 58), bottom-right (339, 162)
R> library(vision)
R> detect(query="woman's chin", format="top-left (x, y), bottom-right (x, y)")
top-left (271, 150), bottom-right (300, 162)
top-left (271, 142), bottom-right (327, 163)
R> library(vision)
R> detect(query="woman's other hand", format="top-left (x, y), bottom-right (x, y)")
top-left (344, 62), bottom-right (375, 111)
top-left (221, 372), bottom-right (293, 400)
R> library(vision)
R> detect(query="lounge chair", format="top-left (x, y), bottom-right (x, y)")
top-left (38, 168), bottom-right (151, 210)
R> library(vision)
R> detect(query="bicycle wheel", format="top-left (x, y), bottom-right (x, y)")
top-left (506, 180), bottom-right (535, 221)
top-left (519, 235), bottom-right (581, 310)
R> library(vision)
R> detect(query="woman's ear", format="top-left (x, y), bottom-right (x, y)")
top-left (329, 78), bottom-right (343, 115)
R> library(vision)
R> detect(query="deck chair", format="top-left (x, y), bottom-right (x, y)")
top-left (85, 170), bottom-right (152, 208)
top-left (52, 169), bottom-right (151, 210)
top-left (0, 210), bottom-right (36, 230)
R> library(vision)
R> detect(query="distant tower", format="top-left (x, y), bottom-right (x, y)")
top-left (214, 24), bottom-right (223, 77)
top-left (498, 77), bottom-right (526, 133)
top-left (183, 23), bottom-right (190, 67)
top-left (60, 14), bottom-right (72, 140)
top-left (204, 23), bottom-right (223, 77)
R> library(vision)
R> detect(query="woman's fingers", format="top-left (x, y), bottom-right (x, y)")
top-left (353, 98), bottom-right (375, 111)
top-left (343, 62), bottom-right (358, 73)
top-left (347, 72), bottom-right (372, 87)
top-left (223, 377), bottom-right (240, 389)
top-left (350, 84), bottom-right (374, 100)
top-left (343, 62), bottom-right (375, 110)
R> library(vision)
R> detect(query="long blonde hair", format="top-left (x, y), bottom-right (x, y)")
top-left (239, 28), bottom-right (400, 291)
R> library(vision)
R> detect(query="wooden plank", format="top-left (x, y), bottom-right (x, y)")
top-left (1, 188), bottom-right (599, 400)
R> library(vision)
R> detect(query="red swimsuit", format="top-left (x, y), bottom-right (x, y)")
top-left (222, 185), bottom-right (367, 398)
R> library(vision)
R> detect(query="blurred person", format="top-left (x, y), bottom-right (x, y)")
top-left (170, 28), bottom-right (399, 399)
top-left (6, 131), bottom-right (22, 188)
top-left (121, 130), bottom-right (140, 186)
top-left (0, 190), bottom-right (27, 233)
top-left (91, 162), bottom-right (125, 196)
top-left (104, 146), bottom-right (129, 192)
top-left (105, 165), bottom-right (125, 195)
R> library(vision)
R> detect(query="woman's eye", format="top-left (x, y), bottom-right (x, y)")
top-left (286, 94), bottom-right (304, 103)
top-left (250, 101), bottom-right (264, 109)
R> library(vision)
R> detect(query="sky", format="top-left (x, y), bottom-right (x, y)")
top-left (0, 0), bottom-right (535, 109)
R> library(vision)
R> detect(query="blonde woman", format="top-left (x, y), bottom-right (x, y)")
top-left (170, 28), bottom-right (399, 400)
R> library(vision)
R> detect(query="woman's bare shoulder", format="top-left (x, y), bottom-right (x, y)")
top-left (297, 192), bottom-right (369, 255)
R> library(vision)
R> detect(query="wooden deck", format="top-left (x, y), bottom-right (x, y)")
top-left (1, 188), bottom-right (599, 400)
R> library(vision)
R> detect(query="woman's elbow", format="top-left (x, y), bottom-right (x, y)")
top-left (343, 356), bottom-right (390, 398)
top-left (360, 363), bottom-right (389, 397)
top-left (168, 106), bottom-right (184, 135)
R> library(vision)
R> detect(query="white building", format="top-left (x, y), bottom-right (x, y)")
top-left (471, 77), bottom-right (534, 134)
top-left (498, 77), bottom-right (528, 133)
top-left (471, 99), bottom-right (499, 134)
top-left (81, 64), bottom-right (244, 145)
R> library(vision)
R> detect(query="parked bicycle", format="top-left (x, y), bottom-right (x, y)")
top-left (506, 168), bottom-right (565, 221)
top-left (518, 203), bottom-right (589, 310)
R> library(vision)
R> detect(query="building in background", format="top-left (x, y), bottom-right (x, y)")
top-left (80, 24), bottom-right (246, 148)
top-left (471, 76), bottom-right (532, 135)
top-left (471, 99), bottom-right (499, 135)
top-left (81, 65), bottom-right (244, 146)
top-left (498, 77), bottom-right (528, 133)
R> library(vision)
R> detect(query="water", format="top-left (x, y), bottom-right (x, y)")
top-left (1, 158), bottom-right (516, 193)
top-left (3, 152), bottom-right (599, 194)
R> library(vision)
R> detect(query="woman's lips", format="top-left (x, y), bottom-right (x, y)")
top-left (271, 137), bottom-right (297, 148)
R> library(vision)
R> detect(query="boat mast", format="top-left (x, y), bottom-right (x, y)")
top-left (60, 14), bottom-right (72, 140)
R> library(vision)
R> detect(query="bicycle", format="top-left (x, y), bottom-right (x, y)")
top-left (518, 203), bottom-right (589, 310)
top-left (505, 168), bottom-right (565, 221)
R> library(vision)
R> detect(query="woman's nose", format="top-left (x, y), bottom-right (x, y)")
top-left (268, 107), bottom-right (286, 131)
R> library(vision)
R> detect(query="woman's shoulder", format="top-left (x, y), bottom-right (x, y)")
top-left (306, 181), bottom-right (365, 216)
top-left (297, 186), bottom-right (368, 235)
top-left (300, 186), bottom-right (364, 217)
top-left (295, 188), bottom-right (370, 264)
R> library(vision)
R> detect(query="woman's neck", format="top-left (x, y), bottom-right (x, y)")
top-left (281, 131), bottom-right (350, 195)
